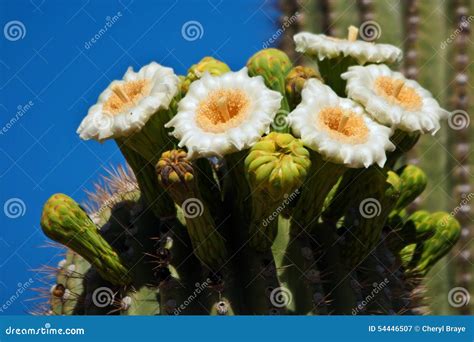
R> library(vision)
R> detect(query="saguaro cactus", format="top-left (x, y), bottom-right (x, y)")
top-left (36, 26), bottom-right (461, 316)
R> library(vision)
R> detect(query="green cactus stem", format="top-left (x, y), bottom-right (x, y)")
top-left (311, 220), bottom-right (357, 314)
top-left (317, 55), bottom-right (359, 97)
top-left (247, 48), bottom-right (293, 132)
top-left (117, 105), bottom-right (179, 166)
top-left (392, 164), bottom-right (428, 214)
top-left (245, 133), bottom-right (311, 251)
top-left (182, 56), bottom-right (231, 94)
top-left (401, 212), bottom-right (461, 277)
top-left (285, 65), bottom-right (322, 110)
top-left (340, 170), bottom-right (402, 268)
top-left (116, 142), bottom-right (176, 219)
top-left (50, 251), bottom-right (90, 315)
top-left (156, 149), bottom-right (228, 270)
top-left (40, 194), bottom-right (131, 285)
top-left (292, 152), bottom-right (346, 232)
top-left (386, 129), bottom-right (421, 168)
top-left (120, 287), bottom-right (160, 315)
top-left (387, 210), bottom-right (434, 253)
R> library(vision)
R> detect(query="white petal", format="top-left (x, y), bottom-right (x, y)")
top-left (288, 79), bottom-right (394, 168)
top-left (294, 32), bottom-right (402, 64)
top-left (77, 62), bottom-right (180, 142)
top-left (166, 68), bottom-right (282, 159)
top-left (342, 64), bottom-right (446, 134)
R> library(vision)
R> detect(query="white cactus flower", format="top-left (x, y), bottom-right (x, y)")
top-left (77, 62), bottom-right (180, 141)
top-left (342, 64), bottom-right (447, 134)
top-left (165, 68), bottom-right (282, 159)
top-left (288, 79), bottom-right (395, 168)
top-left (294, 31), bottom-right (402, 65)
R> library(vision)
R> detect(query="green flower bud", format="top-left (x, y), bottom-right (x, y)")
top-left (156, 149), bottom-right (195, 202)
top-left (393, 164), bottom-right (428, 213)
top-left (400, 212), bottom-right (461, 276)
top-left (247, 49), bottom-right (292, 93)
top-left (182, 57), bottom-right (231, 93)
top-left (245, 133), bottom-right (311, 250)
top-left (245, 132), bottom-right (310, 199)
top-left (247, 49), bottom-right (292, 132)
top-left (285, 66), bottom-right (321, 110)
top-left (40, 194), bottom-right (131, 285)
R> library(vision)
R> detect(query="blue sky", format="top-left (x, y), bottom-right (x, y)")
top-left (0, 0), bottom-right (280, 314)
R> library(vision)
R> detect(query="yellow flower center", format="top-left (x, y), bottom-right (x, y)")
top-left (374, 76), bottom-right (422, 111)
top-left (103, 79), bottom-right (152, 115)
top-left (196, 89), bottom-right (250, 133)
top-left (318, 107), bottom-right (369, 144)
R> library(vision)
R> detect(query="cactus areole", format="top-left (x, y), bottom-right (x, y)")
top-left (37, 27), bottom-right (459, 316)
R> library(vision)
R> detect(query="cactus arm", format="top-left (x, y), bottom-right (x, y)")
top-left (40, 194), bottom-right (131, 285)
top-left (312, 221), bottom-right (357, 314)
top-left (116, 141), bottom-right (176, 219)
top-left (293, 152), bottom-right (346, 232)
top-left (392, 164), bottom-right (428, 215)
top-left (121, 287), bottom-right (160, 315)
top-left (158, 221), bottom-right (205, 315)
top-left (341, 170), bottom-right (402, 268)
top-left (157, 150), bottom-right (228, 269)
